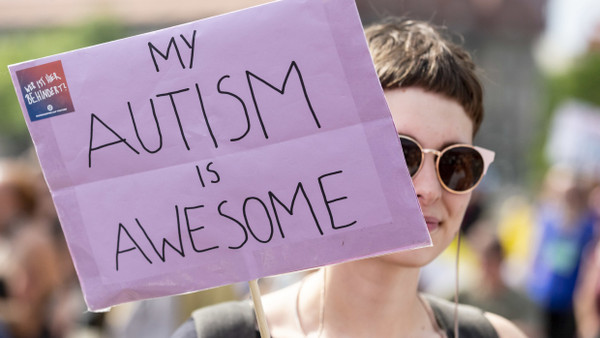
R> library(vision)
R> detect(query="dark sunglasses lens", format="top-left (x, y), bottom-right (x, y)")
top-left (400, 138), bottom-right (421, 177)
top-left (438, 147), bottom-right (484, 192)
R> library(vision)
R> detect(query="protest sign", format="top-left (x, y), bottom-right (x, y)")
top-left (8, 0), bottom-right (430, 311)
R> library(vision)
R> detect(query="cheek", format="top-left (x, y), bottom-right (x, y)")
top-left (444, 192), bottom-right (471, 231)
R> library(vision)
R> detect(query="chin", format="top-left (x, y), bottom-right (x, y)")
top-left (377, 244), bottom-right (443, 268)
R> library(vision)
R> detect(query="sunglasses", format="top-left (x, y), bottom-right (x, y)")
top-left (399, 135), bottom-right (495, 194)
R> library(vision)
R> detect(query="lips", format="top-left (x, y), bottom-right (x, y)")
top-left (424, 216), bottom-right (441, 233)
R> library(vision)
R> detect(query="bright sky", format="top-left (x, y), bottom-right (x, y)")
top-left (538, 0), bottom-right (600, 71)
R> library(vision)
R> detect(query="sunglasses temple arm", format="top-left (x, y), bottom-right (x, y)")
top-left (476, 147), bottom-right (495, 175)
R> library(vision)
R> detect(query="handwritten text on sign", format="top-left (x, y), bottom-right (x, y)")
top-left (9, 0), bottom-right (429, 311)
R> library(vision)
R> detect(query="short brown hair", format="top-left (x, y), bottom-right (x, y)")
top-left (365, 18), bottom-right (483, 135)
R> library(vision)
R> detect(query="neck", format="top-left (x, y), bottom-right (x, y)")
top-left (299, 260), bottom-right (430, 337)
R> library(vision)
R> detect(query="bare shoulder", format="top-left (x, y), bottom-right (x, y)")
top-left (484, 312), bottom-right (528, 338)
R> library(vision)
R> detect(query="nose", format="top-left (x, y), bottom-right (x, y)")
top-left (413, 155), bottom-right (442, 206)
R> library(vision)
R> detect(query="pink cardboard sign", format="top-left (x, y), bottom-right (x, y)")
top-left (8, 0), bottom-right (430, 311)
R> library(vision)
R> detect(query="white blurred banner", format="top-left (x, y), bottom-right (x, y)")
top-left (546, 100), bottom-right (600, 176)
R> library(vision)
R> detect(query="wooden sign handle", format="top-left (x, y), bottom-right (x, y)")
top-left (249, 279), bottom-right (271, 338)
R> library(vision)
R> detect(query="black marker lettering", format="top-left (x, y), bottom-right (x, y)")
top-left (195, 165), bottom-right (206, 187)
top-left (115, 222), bottom-right (152, 271)
top-left (180, 30), bottom-right (197, 69)
top-left (217, 75), bottom-right (251, 142)
top-left (135, 207), bottom-right (185, 262)
top-left (184, 205), bottom-right (219, 253)
top-left (88, 113), bottom-right (139, 168)
top-left (207, 162), bottom-right (220, 184)
top-left (318, 170), bottom-right (357, 230)
top-left (269, 182), bottom-right (322, 238)
top-left (246, 61), bottom-right (320, 139)
top-left (148, 36), bottom-right (186, 72)
top-left (218, 200), bottom-right (248, 250)
top-left (195, 83), bottom-right (218, 148)
top-left (156, 88), bottom-right (191, 150)
top-left (243, 197), bottom-right (274, 243)
top-left (128, 100), bottom-right (163, 153)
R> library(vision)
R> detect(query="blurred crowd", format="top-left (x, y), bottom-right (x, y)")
top-left (422, 164), bottom-right (600, 338)
top-left (0, 151), bottom-right (104, 338)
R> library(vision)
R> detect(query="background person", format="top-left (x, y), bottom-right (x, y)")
top-left (527, 166), bottom-right (596, 338)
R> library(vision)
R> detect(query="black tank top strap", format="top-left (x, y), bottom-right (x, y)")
top-left (422, 294), bottom-right (500, 338)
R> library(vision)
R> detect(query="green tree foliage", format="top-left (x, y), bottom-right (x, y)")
top-left (547, 51), bottom-right (600, 110)
top-left (0, 18), bottom-right (129, 155)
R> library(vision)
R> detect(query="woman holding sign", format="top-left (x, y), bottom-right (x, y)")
top-left (171, 18), bottom-right (525, 338)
